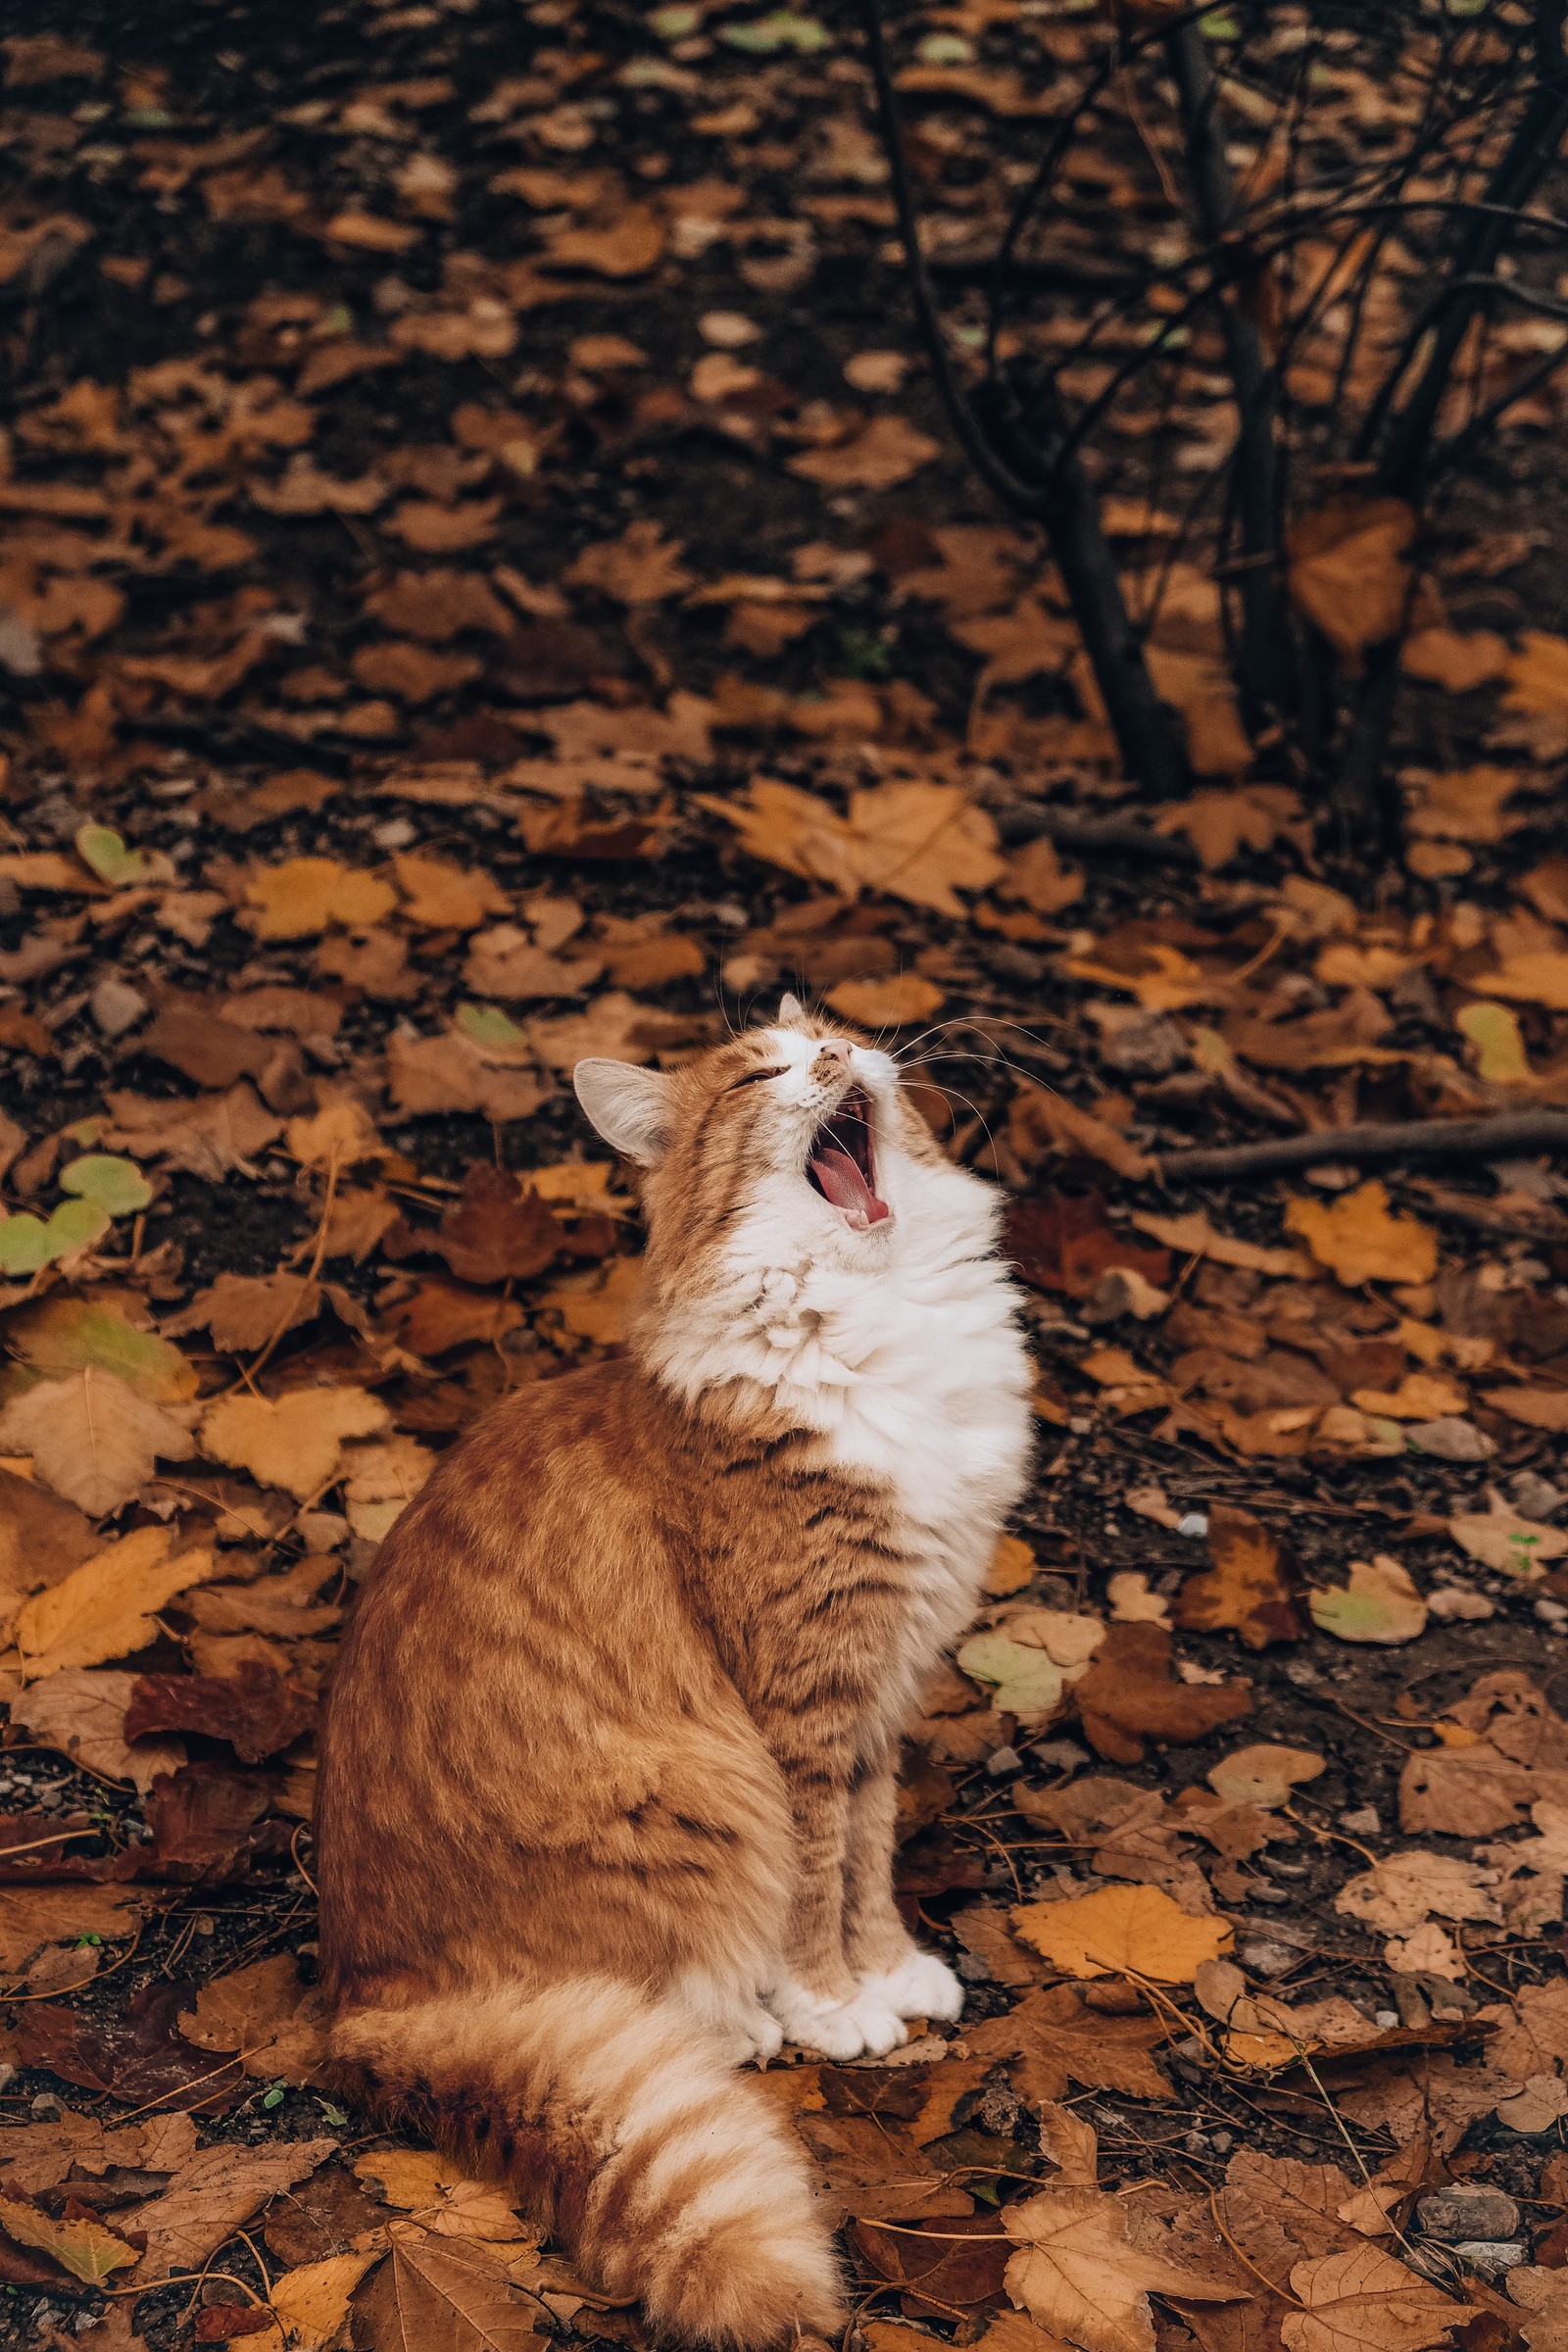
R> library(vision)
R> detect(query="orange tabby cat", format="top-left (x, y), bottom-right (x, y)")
top-left (317, 1000), bottom-right (1033, 2347)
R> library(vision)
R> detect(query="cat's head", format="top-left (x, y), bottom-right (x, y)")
top-left (572, 996), bottom-right (961, 1272)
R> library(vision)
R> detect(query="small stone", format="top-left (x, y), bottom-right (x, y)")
top-left (1341, 1806), bottom-right (1381, 1835)
top-left (699, 310), bottom-right (760, 347)
top-left (372, 816), bottom-right (416, 850)
top-left (1375, 2010), bottom-right (1399, 2028)
top-left (986, 1745), bottom-right (1022, 1778)
top-left (29, 2092), bottom-right (62, 2121)
top-left (1093, 1007), bottom-right (1187, 1079)
top-left (1177, 1511), bottom-right (1208, 1539)
top-left (297, 1510), bottom-right (350, 1550)
top-left (89, 975), bottom-right (148, 1038)
top-left (1511, 1471), bottom-right (1565, 1522)
top-left (1407, 1416), bottom-right (1495, 1461)
top-left (1080, 1267), bottom-right (1169, 1325)
top-left (1430, 1586), bottom-right (1494, 1621)
top-left (1453, 2242), bottom-right (1526, 2278)
top-left (976, 2082), bottom-right (1021, 2134)
top-left (1284, 1659), bottom-right (1320, 1687)
top-left (1238, 1936), bottom-right (1305, 1978)
top-left (1418, 2186), bottom-right (1522, 2243)
top-left (1029, 1738), bottom-right (1090, 1774)
top-left (1535, 1598), bottom-right (1568, 1629)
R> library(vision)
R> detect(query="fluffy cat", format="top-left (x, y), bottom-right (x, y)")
top-left (316, 1000), bottom-right (1033, 2348)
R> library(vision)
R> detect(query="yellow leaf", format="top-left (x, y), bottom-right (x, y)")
top-left (243, 857), bottom-right (397, 940)
top-left (1062, 944), bottom-right (1212, 1013)
top-left (986, 1535), bottom-right (1038, 1596)
top-left (0, 1367), bottom-right (197, 1517)
top-left (1129, 1208), bottom-right (1310, 1279)
top-left (1284, 1181), bottom-right (1437, 1288)
top-left (270, 2249), bottom-right (386, 2351)
top-left (1456, 999), bottom-right (1531, 1082)
top-left (12, 1526), bottom-right (215, 1677)
top-left (1505, 630), bottom-right (1568, 713)
top-left (1009, 1885), bottom-right (1231, 1983)
top-left (393, 851), bottom-right (510, 932)
top-left (200, 1386), bottom-right (390, 1499)
top-left (1348, 1371), bottom-right (1466, 1421)
top-left (824, 973), bottom-right (945, 1028)
top-left (356, 2149), bottom-right (462, 2208)
top-left (1206, 1743), bottom-right (1325, 1810)
top-left (0, 2189), bottom-right (138, 2285)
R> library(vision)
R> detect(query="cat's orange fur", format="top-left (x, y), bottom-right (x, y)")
top-left (317, 1004), bottom-right (1033, 2346)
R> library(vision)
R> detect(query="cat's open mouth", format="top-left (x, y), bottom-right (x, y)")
top-left (806, 1087), bottom-right (891, 1230)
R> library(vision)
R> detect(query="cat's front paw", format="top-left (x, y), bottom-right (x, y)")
top-left (861, 1950), bottom-right (964, 2024)
top-left (766, 1980), bottom-right (908, 2061)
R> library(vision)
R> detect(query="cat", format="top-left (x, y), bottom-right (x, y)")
top-left (316, 998), bottom-right (1034, 2348)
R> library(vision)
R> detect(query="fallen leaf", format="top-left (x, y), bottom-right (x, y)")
top-left (125, 1663), bottom-right (315, 1763)
top-left (1482, 1387), bottom-right (1568, 1432)
top-left (11, 1527), bottom-right (214, 1676)
top-left (1287, 498), bottom-right (1415, 663)
top-left (565, 520), bottom-right (694, 605)
top-left (1070, 1623), bottom-right (1250, 1763)
top-left (167, 1272), bottom-right (322, 1356)
top-left (1004, 2185), bottom-right (1240, 2352)
top-left (133, 2137), bottom-right (338, 2279)
top-left (0, 1367), bottom-right (196, 1515)
top-left (0, 1885), bottom-right (146, 1974)
top-left (200, 1387), bottom-right (390, 1498)
top-left (1309, 1556), bottom-right (1428, 1646)
top-left (1010, 1886), bottom-right (1231, 1984)
top-left (243, 858), bottom-right (397, 941)
top-left (1470, 953), bottom-right (1568, 1012)
top-left (1281, 2240), bottom-right (1458, 2352)
top-left (270, 2248), bottom-right (386, 2350)
top-left (701, 777), bottom-right (1003, 916)
top-left (7, 1668), bottom-right (184, 1790)
top-left (1173, 1504), bottom-right (1304, 1650)
top-left (1207, 1744), bottom-right (1326, 1811)
top-left (180, 1952), bottom-right (328, 2084)
top-left (1009, 1083), bottom-right (1153, 1184)
top-left (1448, 1493), bottom-right (1567, 1578)
top-left (1334, 1849), bottom-right (1500, 1935)
top-left (1128, 1209), bottom-right (1310, 1279)
top-left (965, 1983), bottom-right (1170, 2103)
top-left (352, 2222), bottom-right (540, 2350)
top-left (0, 2188), bottom-right (138, 2285)
top-left (791, 415), bottom-right (941, 491)
top-left (825, 973), bottom-right (945, 1028)
top-left (1285, 1182), bottom-right (1438, 1289)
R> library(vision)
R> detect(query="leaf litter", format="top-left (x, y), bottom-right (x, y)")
top-left (0, 1), bottom-right (1566, 2349)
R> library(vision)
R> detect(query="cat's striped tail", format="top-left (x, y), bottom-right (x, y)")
top-left (330, 1978), bottom-right (843, 2349)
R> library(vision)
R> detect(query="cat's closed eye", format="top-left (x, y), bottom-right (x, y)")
top-left (726, 1064), bottom-right (788, 1092)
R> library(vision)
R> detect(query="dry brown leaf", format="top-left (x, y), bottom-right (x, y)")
top-left (133, 2136), bottom-right (338, 2279)
top-left (394, 851), bottom-right (511, 932)
top-left (1309, 1555), bottom-right (1428, 1645)
top-left (0, 1885), bottom-right (146, 1974)
top-left (352, 2221), bottom-right (541, 2349)
top-left (1287, 498), bottom-right (1415, 662)
top-left (167, 1272), bottom-right (321, 1355)
top-left (1280, 2241), bottom-right (1458, 2352)
top-left (964, 1983), bottom-right (1170, 2103)
top-left (1004, 2185), bottom-right (1242, 2352)
top-left (179, 1952), bottom-right (329, 2083)
top-left (1129, 1209), bottom-right (1311, 1279)
top-left (790, 415), bottom-right (941, 491)
top-left (565, 520), bottom-right (694, 605)
top-left (1172, 1504), bottom-right (1304, 1651)
top-left (7, 1668), bottom-right (184, 1790)
top-left (1152, 786), bottom-right (1302, 868)
top-left (1009, 1083), bottom-right (1154, 1184)
top-left (200, 1386), bottom-right (391, 1499)
top-left (0, 1368), bottom-right (196, 1516)
top-left (548, 201), bottom-right (665, 275)
top-left (1482, 1387), bottom-right (1568, 1432)
top-left (1207, 1744), bottom-right (1325, 1810)
top-left (824, 973), bottom-right (945, 1028)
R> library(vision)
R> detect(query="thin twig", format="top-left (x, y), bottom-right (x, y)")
top-left (1158, 1110), bottom-right (1568, 1185)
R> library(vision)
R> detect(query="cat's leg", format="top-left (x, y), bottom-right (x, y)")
top-left (760, 1775), bottom-right (907, 2061)
top-left (843, 1754), bottom-right (963, 2026)
top-left (669, 1967), bottom-right (785, 2068)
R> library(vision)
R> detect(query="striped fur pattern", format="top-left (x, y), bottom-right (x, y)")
top-left (317, 1002), bottom-right (1034, 2347)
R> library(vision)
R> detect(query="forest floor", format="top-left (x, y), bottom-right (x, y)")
top-left (1, 2), bottom-right (1568, 2350)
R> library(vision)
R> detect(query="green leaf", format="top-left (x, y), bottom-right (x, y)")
top-left (74, 824), bottom-right (152, 887)
top-left (317, 2099), bottom-right (349, 2126)
top-left (262, 2082), bottom-right (286, 2110)
top-left (6, 1298), bottom-right (199, 1402)
top-left (43, 1199), bottom-right (112, 1258)
top-left (719, 10), bottom-right (829, 52)
top-left (456, 1001), bottom-right (528, 1051)
top-left (956, 1630), bottom-right (1064, 1725)
top-left (651, 4), bottom-right (701, 33)
top-left (0, 1215), bottom-right (54, 1277)
top-left (60, 1154), bottom-right (153, 1216)
top-left (916, 30), bottom-right (971, 60)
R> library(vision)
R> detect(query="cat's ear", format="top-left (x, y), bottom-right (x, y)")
top-left (573, 1058), bottom-right (673, 1167)
top-left (777, 992), bottom-right (806, 1025)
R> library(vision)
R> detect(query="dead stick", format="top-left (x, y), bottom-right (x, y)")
top-left (993, 806), bottom-right (1200, 866)
top-left (1158, 1110), bottom-right (1568, 1184)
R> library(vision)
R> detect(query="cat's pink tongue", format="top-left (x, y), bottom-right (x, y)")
top-left (811, 1147), bottom-right (890, 1227)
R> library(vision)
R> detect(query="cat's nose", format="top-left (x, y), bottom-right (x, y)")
top-left (814, 1038), bottom-right (853, 1065)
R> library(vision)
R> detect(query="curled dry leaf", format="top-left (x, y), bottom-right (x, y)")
top-left (132, 2136), bottom-right (339, 2280)
top-left (7, 1667), bottom-right (185, 1790)
top-left (1206, 1743), bottom-right (1326, 1811)
top-left (700, 777), bottom-right (1003, 917)
top-left (1333, 1850), bottom-right (1501, 1936)
top-left (1281, 2241), bottom-right (1458, 2352)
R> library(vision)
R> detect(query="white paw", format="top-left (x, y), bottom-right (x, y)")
top-left (861, 1950), bottom-right (965, 2024)
top-left (731, 2004), bottom-right (785, 2066)
top-left (766, 1981), bottom-right (910, 2061)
